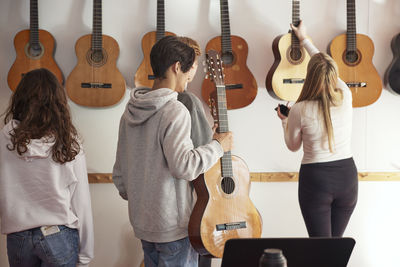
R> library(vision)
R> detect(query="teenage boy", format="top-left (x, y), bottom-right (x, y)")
top-left (113, 36), bottom-right (233, 267)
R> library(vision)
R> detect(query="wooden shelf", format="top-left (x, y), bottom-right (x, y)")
top-left (88, 172), bottom-right (400, 183)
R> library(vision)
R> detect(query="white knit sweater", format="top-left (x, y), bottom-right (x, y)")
top-left (281, 39), bottom-right (353, 164)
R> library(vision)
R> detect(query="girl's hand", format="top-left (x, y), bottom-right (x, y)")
top-left (276, 103), bottom-right (291, 120)
top-left (290, 20), bottom-right (307, 42)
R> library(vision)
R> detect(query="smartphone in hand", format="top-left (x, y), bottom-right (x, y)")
top-left (274, 104), bottom-right (290, 117)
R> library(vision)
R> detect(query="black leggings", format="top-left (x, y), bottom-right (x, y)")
top-left (298, 157), bottom-right (358, 237)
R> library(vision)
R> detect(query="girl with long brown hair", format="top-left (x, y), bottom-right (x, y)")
top-left (0, 68), bottom-right (94, 266)
top-left (276, 22), bottom-right (358, 237)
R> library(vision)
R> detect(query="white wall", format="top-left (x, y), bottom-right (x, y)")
top-left (1, 0), bottom-right (400, 266)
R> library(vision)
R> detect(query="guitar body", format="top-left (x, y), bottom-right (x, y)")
top-left (329, 33), bottom-right (382, 107)
top-left (66, 34), bottom-right (126, 107)
top-left (266, 33), bottom-right (311, 101)
top-left (386, 33), bottom-right (400, 94)
top-left (134, 31), bottom-right (176, 88)
top-left (189, 155), bottom-right (262, 258)
top-left (201, 36), bottom-right (258, 110)
top-left (7, 29), bottom-right (63, 91)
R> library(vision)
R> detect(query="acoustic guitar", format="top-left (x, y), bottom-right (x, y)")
top-left (328, 0), bottom-right (382, 107)
top-left (265, 0), bottom-right (311, 101)
top-left (386, 33), bottom-right (400, 94)
top-left (134, 0), bottom-right (176, 88)
top-left (201, 0), bottom-right (257, 110)
top-left (66, 0), bottom-right (126, 107)
top-left (189, 50), bottom-right (262, 258)
top-left (7, 0), bottom-right (63, 91)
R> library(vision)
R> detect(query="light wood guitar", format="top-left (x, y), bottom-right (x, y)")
top-left (66, 0), bottom-right (125, 107)
top-left (134, 0), bottom-right (176, 88)
top-left (266, 0), bottom-right (311, 101)
top-left (7, 0), bottom-right (63, 91)
top-left (328, 0), bottom-right (382, 107)
top-left (189, 50), bottom-right (262, 258)
top-left (201, 0), bottom-right (257, 110)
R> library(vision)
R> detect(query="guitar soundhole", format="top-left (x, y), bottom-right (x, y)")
top-left (346, 51), bottom-right (358, 63)
top-left (24, 43), bottom-right (44, 59)
top-left (87, 49), bottom-right (108, 67)
top-left (343, 50), bottom-right (361, 66)
top-left (221, 177), bottom-right (235, 194)
top-left (290, 48), bottom-right (302, 62)
top-left (287, 47), bottom-right (304, 65)
top-left (221, 51), bottom-right (234, 65)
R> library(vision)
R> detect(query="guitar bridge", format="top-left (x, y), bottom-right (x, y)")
top-left (216, 221), bottom-right (247, 231)
top-left (283, 78), bottom-right (305, 84)
top-left (346, 82), bottom-right (367, 88)
top-left (148, 75), bottom-right (156, 80)
top-left (81, 83), bottom-right (112, 88)
top-left (225, 84), bottom-right (243, 90)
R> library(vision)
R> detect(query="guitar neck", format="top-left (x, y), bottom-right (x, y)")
top-left (216, 85), bottom-right (233, 177)
top-left (346, 0), bottom-right (357, 52)
top-left (291, 0), bottom-right (300, 50)
top-left (156, 0), bottom-right (165, 42)
top-left (220, 0), bottom-right (232, 54)
top-left (30, 0), bottom-right (40, 48)
top-left (92, 0), bottom-right (103, 51)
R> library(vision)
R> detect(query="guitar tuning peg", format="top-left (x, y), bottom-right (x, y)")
top-left (203, 67), bottom-right (208, 73)
top-left (205, 74), bottom-right (209, 79)
top-left (202, 61), bottom-right (206, 66)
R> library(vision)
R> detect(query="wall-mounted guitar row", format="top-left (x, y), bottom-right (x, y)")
top-left (6, 0), bottom-right (400, 108)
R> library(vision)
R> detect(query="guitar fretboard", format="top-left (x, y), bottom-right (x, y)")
top-left (92, 0), bottom-right (103, 51)
top-left (291, 0), bottom-right (300, 50)
top-left (216, 85), bottom-right (233, 178)
top-left (29, 0), bottom-right (40, 48)
top-left (220, 0), bottom-right (232, 54)
top-left (156, 0), bottom-right (165, 42)
top-left (346, 0), bottom-right (357, 52)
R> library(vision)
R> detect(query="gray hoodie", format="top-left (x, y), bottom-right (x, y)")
top-left (112, 87), bottom-right (223, 242)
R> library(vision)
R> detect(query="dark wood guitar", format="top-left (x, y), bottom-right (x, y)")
top-left (265, 0), bottom-right (311, 101)
top-left (189, 50), bottom-right (262, 258)
top-left (386, 33), bottom-right (400, 94)
top-left (328, 0), bottom-right (382, 107)
top-left (7, 0), bottom-right (63, 91)
top-left (134, 0), bottom-right (176, 88)
top-left (66, 0), bottom-right (126, 107)
top-left (201, 0), bottom-right (257, 110)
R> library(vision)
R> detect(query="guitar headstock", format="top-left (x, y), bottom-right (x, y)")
top-left (205, 50), bottom-right (224, 86)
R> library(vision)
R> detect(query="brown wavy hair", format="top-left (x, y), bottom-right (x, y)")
top-left (4, 68), bottom-right (80, 164)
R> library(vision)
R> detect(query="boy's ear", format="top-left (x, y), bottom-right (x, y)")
top-left (172, 61), bottom-right (181, 74)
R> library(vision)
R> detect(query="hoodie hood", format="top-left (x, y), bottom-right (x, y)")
top-left (124, 87), bottom-right (178, 126)
top-left (2, 120), bottom-right (54, 161)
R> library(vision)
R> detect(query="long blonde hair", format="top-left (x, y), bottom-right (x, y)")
top-left (296, 52), bottom-right (343, 152)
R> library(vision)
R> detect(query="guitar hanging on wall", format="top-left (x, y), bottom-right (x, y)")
top-left (7, 0), bottom-right (64, 91)
top-left (189, 50), bottom-right (262, 258)
top-left (385, 33), bottom-right (400, 94)
top-left (201, 0), bottom-right (258, 110)
top-left (134, 0), bottom-right (176, 88)
top-left (328, 0), bottom-right (382, 107)
top-left (265, 0), bottom-right (311, 101)
top-left (66, 0), bottom-right (126, 107)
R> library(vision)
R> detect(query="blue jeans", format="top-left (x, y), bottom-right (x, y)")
top-left (7, 226), bottom-right (79, 267)
top-left (141, 237), bottom-right (198, 267)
